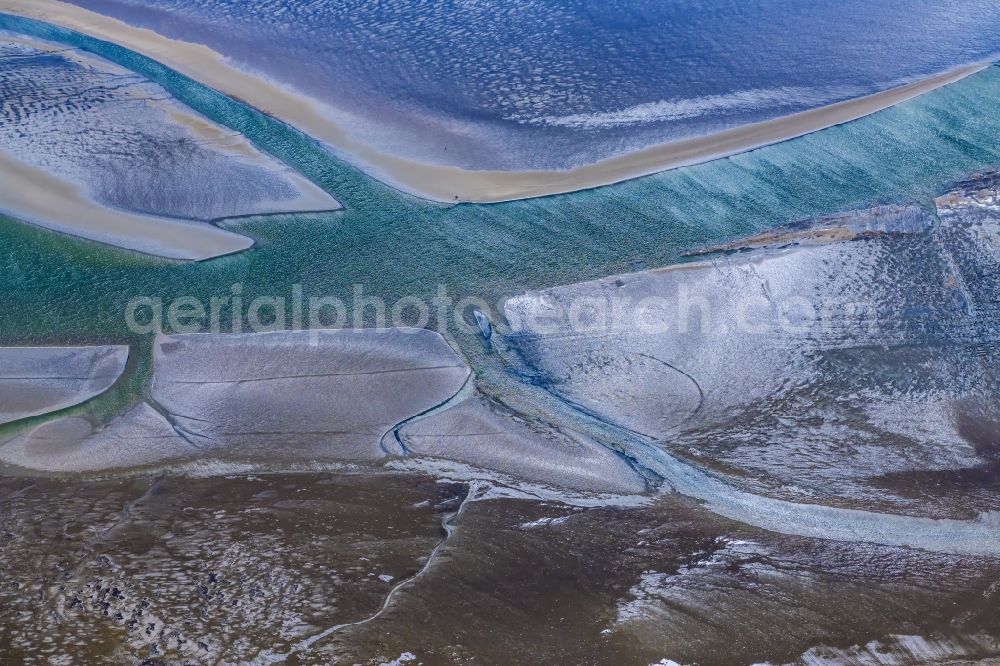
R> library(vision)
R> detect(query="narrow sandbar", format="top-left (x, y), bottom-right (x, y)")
top-left (0, 0), bottom-right (989, 203)
top-left (0, 149), bottom-right (254, 260)
top-left (0, 29), bottom-right (342, 259)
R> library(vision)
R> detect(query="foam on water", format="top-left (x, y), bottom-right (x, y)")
top-left (58, 0), bottom-right (1000, 170)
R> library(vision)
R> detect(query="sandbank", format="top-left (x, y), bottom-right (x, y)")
top-left (0, 0), bottom-right (988, 202)
top-left (0, 149), bottom-right (254, 260)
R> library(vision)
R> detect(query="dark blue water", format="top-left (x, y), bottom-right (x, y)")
top-left (67, 0), bottom-right (1000, 170)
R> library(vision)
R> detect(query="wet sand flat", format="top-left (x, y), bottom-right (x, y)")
top-left (0, 330), bottom-right (472, 472)
top-left (0, 28), bottom-right (340, 260)
top-left (3, 474), bottom-right (997, 665)
top-left (501, 179), bottom-right (1000, 554)
top-left (0, 345), bottom-right (127, 425)
top-left (0, 0), bottom-right (988, 202)
top-left (0, 473), bottom-right (466, 664)
top-left (0, 150), bottom-right (254, 260)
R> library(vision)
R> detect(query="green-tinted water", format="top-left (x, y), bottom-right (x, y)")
top-left (1, 13), bottom-right (999, 421)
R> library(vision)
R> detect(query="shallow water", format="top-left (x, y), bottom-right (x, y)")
top-left (61, 0), bottom-right (1000, 170)
top-left (0, 15), bottom-right (998, 442)
top-left (0, 11), bottom-right (999, 664)
top-left (0, 30), bottom-right (335, 222)
top-left (0, 11), bottom-right (998, 353)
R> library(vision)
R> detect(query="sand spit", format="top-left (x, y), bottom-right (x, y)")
top-left (0, 345), bottom-right (128, 425)
top-left (0, 150), bottom-right (254, 260)
top-left (0, 29), bottom-right (341, 260)
top-left (0, 0), bottom-right (988, 202)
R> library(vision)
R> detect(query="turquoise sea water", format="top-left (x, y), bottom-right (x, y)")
top-left (1, 14), bottom-right (999, 425)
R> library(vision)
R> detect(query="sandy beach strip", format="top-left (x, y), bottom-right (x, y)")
top-left (0, 0), bottom-right (991, 203)
top-left (379, 62), bottom-right (987, 202)
top-left (0, 149), bottom-right (253, 260)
